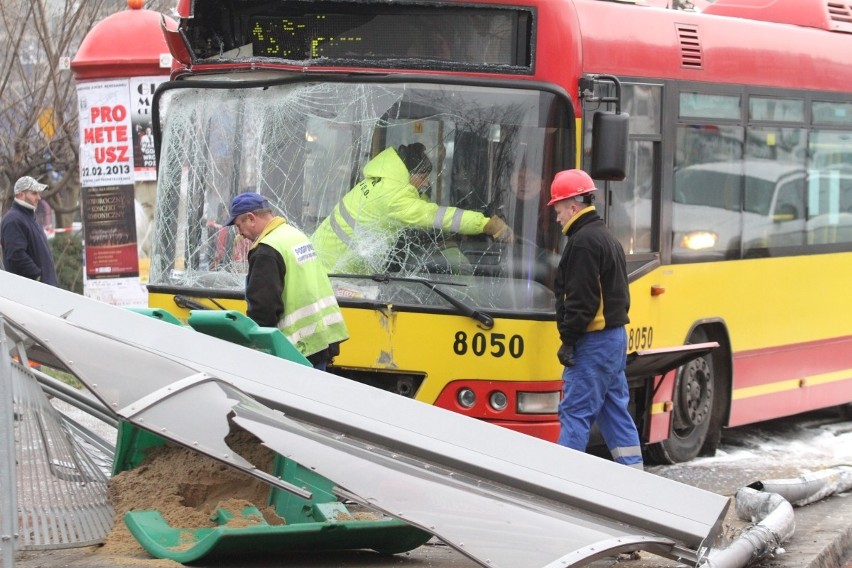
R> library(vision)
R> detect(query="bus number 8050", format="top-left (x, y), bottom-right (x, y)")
top-left (627, 326), bottom-right (654, 351)
top-left (453, 331), bottom-right (524, 359)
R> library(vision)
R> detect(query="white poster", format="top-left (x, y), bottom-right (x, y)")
top-left (83, 276), bottom-right (148, 308)
top-left (129, 76), bottom-right (167, 181)
top-left (77, 79), bottom-right (134, 187)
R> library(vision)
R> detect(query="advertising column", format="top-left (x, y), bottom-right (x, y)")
top-left (78, 80), bottom-right (138, 287)
top-left (76, 77), bottom-right (165, 305)
top-left (71, 3), bottom-right (173, 306)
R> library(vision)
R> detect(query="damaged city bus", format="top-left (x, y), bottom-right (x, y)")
top-left (147, 0), bottom-right (852, 463)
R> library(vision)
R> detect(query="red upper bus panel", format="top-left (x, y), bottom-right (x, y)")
top-left (704, 0), bottom-right (852, 34)
top-left (572, 0), bottom-right (852, 93)
top-left (170, 0), bottom-right (852, 95)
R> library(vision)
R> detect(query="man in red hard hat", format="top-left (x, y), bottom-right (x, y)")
top-left (548, 169), bottom-right (643, 469)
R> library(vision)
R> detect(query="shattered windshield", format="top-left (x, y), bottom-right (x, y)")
top-left (150, 79), bottom-right (570, 315)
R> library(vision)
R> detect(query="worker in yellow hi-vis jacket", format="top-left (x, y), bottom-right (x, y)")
top-left (311, 143), bottom-right (512, 274)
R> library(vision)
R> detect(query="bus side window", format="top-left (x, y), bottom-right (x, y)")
top-left (608, 141), bottom-right (654, 255)
top-left (595, 83), bottom-right (662, 256)
top-left (807, 169), bottom-right (852, 246)
top-left (842, 176), bottom-right (852, 213)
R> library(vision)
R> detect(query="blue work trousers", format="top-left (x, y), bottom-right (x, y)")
top-left (557, 327), bottom-right (643, 468)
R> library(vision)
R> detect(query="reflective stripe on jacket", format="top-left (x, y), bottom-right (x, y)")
top-left (257, 218), bottom-right (349, 357)
top-left (311, 147), bottom-right (489, 273)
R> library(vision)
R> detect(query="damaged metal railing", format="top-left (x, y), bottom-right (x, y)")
top-left (701, 466), bottom-right (852, 568)
top-left (0, 316), bottom-right (114, 556)
top-left (1, 320), bottom-right (18, 568)
top-left (747, 466), bottom-right (852, 507)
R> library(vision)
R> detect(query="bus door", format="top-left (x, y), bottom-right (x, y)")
top-left (583, 81), bottom-right (662, 265)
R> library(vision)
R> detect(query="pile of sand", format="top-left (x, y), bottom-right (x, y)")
top-left (99, 429), bottom-right (283, 563)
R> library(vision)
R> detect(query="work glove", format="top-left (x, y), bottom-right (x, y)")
top-left (557, 344), bottom-right (575, 367)
top-left (483, 215), bottom-right (513, 243)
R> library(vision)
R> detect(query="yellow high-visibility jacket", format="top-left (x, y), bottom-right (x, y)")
top-left (255, 217), bottom-right (349, 357)
top-left (311, 147), bottom-right (489, 273)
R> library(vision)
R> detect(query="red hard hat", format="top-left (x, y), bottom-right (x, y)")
top-left (547, 169), bottom-right (597, 206)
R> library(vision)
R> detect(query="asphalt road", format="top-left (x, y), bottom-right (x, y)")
top-left (12, 408), bottom-right (852, 568)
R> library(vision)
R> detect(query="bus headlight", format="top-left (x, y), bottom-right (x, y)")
top-left (489, 391), bottom-right (509, 411)
top-left (517, 391), bottom-right (560, 414)
top-left (679, 231), bottom-right (718, 250)
top-left (456, 388), bottom-right (476, 408)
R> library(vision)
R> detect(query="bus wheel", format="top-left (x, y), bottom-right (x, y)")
top-left (646, 335), bottom-right (715, 464)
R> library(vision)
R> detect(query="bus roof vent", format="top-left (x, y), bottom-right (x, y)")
top-left (703, 0), bottom-right (852, 34)
top-left (676, 23), bottom-right (703, 69)
top-left (828, 2), bottom-right (852, 27)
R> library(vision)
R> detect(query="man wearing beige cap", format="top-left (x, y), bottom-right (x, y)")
top-left (1, 176), bottom-right (57, 286)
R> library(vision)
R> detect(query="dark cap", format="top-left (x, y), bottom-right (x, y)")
top-left (225, 193), bottom-right (269, 226)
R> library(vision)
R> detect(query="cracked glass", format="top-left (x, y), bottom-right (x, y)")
top-left (150, 80), bottom-right (570, 315)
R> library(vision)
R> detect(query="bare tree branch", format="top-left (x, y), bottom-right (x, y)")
top-left (0, 0), bottom-right (173, 226)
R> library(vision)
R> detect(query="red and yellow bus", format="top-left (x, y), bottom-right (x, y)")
top-left (147, 0), bottom-right (852, 463)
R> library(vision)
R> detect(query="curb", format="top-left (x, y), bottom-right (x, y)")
top-left (763, 493), bottom-right (852, 568)
top-left (806, 506), bottom-right (852, 568)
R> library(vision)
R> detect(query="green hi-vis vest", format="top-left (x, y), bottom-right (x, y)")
top-left (258, 219), bottom-right (349, 357)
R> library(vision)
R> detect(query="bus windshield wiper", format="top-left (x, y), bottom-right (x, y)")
top-left (329, 273), bottom-right (494, 330)
top-left (174, 295), bottom-right (226, 311)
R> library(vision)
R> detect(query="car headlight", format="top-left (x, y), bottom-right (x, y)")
top-left (679, 231), bottom-right (718, 250)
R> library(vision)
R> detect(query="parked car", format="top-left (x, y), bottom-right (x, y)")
top-left (671, 160), bottom-right (852, 261)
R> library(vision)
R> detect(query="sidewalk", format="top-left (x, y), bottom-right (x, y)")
top-left (13, 490), bottom-right (852, 568)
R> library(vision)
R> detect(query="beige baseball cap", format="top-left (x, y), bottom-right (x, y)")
top-left (14, 176), bottom-right (48, 194)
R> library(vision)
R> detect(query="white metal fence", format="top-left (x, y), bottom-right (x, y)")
top-left (0, 318), bottom-right (113, 562)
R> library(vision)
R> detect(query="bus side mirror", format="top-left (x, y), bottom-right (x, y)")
top-left (590, 111), bottom-right (629, 181)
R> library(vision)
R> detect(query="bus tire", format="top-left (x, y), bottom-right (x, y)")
top-left (646, 328), bottom-right (716, 464)
top-left (839, 403), bottom-right (852, 421)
